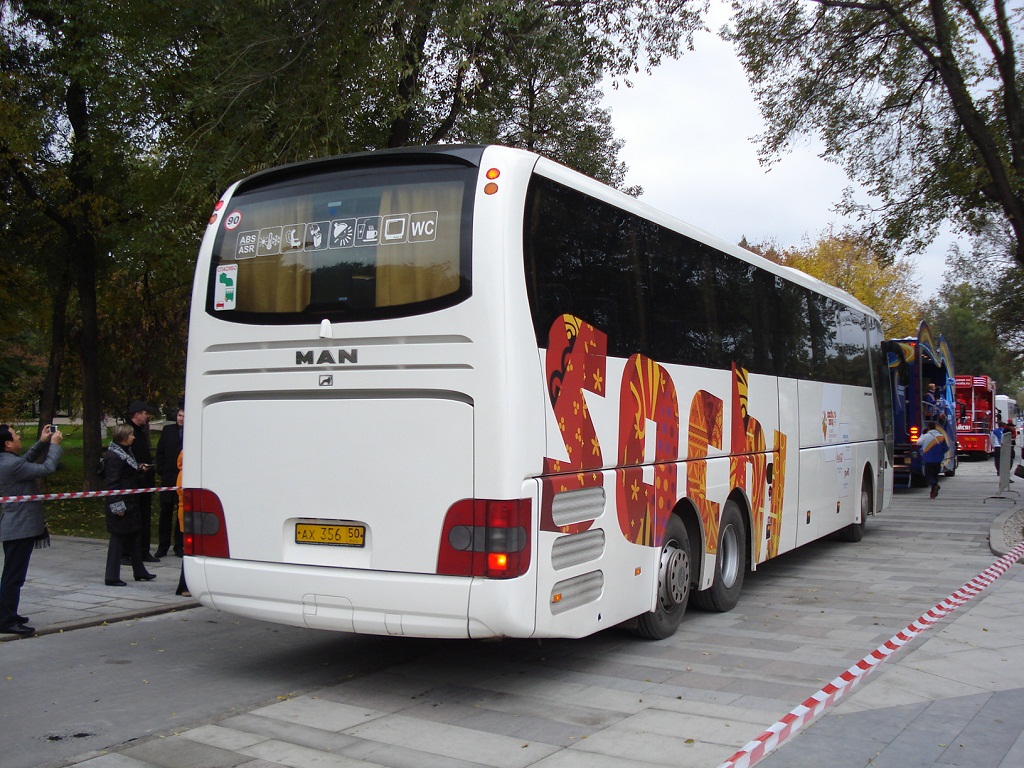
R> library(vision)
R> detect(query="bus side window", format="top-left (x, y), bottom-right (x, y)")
top-left (588, 298), bottom-right (619, 339)
top-left (536, 283), bottom-right (572, 330)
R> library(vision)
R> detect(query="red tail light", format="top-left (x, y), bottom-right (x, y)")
top-left (437, 498), bottom-right (531, 578)
top-left (182, 488), bottom-right (230, 559)
top-left (910, 425), bottom-right (920, 443)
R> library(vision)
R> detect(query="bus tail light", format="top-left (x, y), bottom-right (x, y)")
top-left (910, 425), bottom-right (920, 443)
top-left (437, 498), bottom-right (531, 578)
top-left (182, 488), bottom-right (230, 559)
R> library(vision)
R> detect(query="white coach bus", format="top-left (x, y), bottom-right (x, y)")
top-left (182, 145), bottom-right (893, 640)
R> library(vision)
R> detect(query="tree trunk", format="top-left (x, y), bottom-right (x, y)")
top-left (386, 2), bottom-right (436, 148)
top-left (66, 77), bottom-right (105, 490)
top-left (36, 271), bottom-right (71, 441)
top-left (75, 230), bottom-right (104, 491)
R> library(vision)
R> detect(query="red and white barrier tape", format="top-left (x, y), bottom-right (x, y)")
top-left (0, 487), bottom-right (181, 504)
top-left (715, 539), bottom-right (1024, 768)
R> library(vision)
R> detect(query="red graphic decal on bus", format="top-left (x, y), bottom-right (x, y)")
top-left (730, 364), bottom-right (769, 560)
top-left (687, 390), bottom-right (723, 553)
top-left (615, 354), bottom-right (680, 547)
top-left (541, 315), bottom-right (608, 533)
top-left (767, 430), bottom-right (787, 559)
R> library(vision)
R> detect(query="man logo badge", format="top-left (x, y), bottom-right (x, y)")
top-left (296, 349), bottom-right (357, 365)
top-left (319, 375), bottom-right (334, 387)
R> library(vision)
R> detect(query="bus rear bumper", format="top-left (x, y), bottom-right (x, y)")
top-left (185, 557), bottom-right (507, 639)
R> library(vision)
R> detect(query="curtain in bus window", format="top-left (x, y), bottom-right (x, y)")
top-left (374, 183), bottom-right (462, 307)
top-left (234, 198), bottom-right (313, 313)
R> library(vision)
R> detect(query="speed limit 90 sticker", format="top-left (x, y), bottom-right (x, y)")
top-left (224, 210), bottom-right (242, 230)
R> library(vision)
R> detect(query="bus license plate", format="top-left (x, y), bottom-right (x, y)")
top-left (295, 523), bottom-right (365, 547)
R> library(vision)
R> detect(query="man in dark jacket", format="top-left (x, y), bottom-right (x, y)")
top-left (0, 424), bottom-right (63, 635)
top-left (155, 404), bottom-right (184, 557)
top-left (127, 400), bottom-right (160, 562)
top-left (917, 421), bottom-right (949, 499)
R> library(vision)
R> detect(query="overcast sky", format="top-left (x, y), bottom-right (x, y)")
top-left (600, 6), bottom-right (951, 299)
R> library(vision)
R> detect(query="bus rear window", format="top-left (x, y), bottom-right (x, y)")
top-left (207, 165), bottom-right (473, 323)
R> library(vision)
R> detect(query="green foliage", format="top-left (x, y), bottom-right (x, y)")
top-left (41, 425), bottom-right (108, 539)
top-left (990, 264), bottom-right (1024, 379)
top-left (930, 281), bottom-right (1018, 393)
top-left (1, 0), bottom-right (706, 487)
top-left (931, 227), bottom-right (1024, 400)
top-left (0, 219), bottom-right (56, 419)
top-left (727, 0), bottom-right (1024, 267)
top-left (155, 1), bottom-right (703, 190)
top-left (0, 333), bottom-right (45, 419)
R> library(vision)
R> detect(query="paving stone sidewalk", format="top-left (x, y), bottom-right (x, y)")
top-left (758, 460), bottom-right (1024, 768)
top-left (0, 536), bottom-right (197, 640)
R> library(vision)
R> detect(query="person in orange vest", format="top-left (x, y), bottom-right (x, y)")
top-left (174, 450), bottom-right (190, 597)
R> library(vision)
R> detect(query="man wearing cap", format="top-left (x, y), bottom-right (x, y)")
top-left (127, 400), bottom-right (160, 563)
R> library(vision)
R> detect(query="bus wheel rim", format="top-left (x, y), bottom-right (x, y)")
top-left (659, 541), bottom-right (689, 609)
top-left (720, 524), bottom-right (739, 589)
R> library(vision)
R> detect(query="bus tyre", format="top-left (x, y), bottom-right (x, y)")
top-left (633, 514), bottom-right (691, 640)
top-left (837, 475), bottom-right (872, 543)
top-left (692, 500), bottom-right (746, 613)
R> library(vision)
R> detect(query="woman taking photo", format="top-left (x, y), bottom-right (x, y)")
top-left (102, 424), bottom-right (156, 586)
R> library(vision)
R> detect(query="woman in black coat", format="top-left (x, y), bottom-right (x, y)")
top-left (102, 424), bottom-right (156, 586)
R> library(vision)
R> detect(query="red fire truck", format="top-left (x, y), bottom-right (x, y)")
top-left (955, 374), bottom-right (997, 457)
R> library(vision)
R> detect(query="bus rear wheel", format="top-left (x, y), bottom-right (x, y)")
top-left (633, 514), bottom-right (691, 640)
top-left (692, 500), bottom-right (746, 612)
top-left (837, 474), bottom-right (872, 542)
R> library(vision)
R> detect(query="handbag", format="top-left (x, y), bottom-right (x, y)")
top-left (1014, 464), bottom-right (1024, 479)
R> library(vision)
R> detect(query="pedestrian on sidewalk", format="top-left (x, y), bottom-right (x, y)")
top-left (155, 403), bottom-right (184, 558)
top-left (102, 424), bottom-right (156, 587)
top-left (127, 399), bottom-right (160, 563)
top-left (916, 420), bottom-right (948, 499)
top-left (0, 424), bottom-right (64, 636)
top-left (992, 421), bottom-right (1005, 474)
top-left (174, 449), bottom-right (190, 598)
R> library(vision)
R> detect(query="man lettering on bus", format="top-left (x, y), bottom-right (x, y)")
top-left (917, 421), bottom-right (948, 499)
